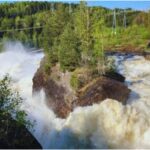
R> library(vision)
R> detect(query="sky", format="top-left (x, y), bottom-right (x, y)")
top-left (0, 0), bottom-right (150, 11)
top-left (87, 1), bottom-right (150, 10)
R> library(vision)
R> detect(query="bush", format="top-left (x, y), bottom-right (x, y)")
top-left (0, 75), bottom-right (32, 129)
top-left (70, 73), bottom-right (80, 90)
top-left (105, 57), bottom-right (116, 73)
top-left (44, 63), bottom-right (51, 75)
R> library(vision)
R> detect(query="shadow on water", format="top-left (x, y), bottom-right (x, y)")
top-left (44, 127), bottom-right (94, 149)
top-left (125, 79), bottom-right (142, 104)
top-left (125, 80), bottom-right (143, 86)
top-left (127, 91), bottom-right (140, 104)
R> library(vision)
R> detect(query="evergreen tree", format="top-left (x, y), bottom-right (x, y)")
top-left (59, 23), bottom-right (81, 72)
top-left (93, 12), bottom-right (105, 75)
top-left (75, 1), bottom-right (94, 66)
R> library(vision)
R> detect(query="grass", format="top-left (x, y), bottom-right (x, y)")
top-left (102, 26), bottom-right (150, 52)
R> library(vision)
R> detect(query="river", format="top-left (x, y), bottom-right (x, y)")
top-left (0, 42), bottom-right (150, 148)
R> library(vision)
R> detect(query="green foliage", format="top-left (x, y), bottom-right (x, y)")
top-left (74, 2), bottom-right (94, 65)
top-left (0, 42), bottom-right (4, 52)
top-left (44, 60), bottom-right (51, 75)
top-left (105, 57), bottom-right (116, 73)
top-left (70, 71), bottom-right (81, 90)
top-left (0, 75), bottom-right (31, 128)
top-left (59, 23), bottom-right (81, 72)
top-left (70, 73), bottom-right (80, 90)
top-left (0, 1), bottom-right (150, 75)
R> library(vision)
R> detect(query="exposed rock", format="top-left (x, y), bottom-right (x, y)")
top-left (104, 71), bottom-right (125, 82)
top-left (147, 41), bottom-right (150, 48)
top-left (143, 51), bottom-right (150, 60)
top-left (75, 77), bottom-right (130, 107)
top-left (105, 45), bottom-right (145, 54)
top-left (32, 57), bottom-right (47, 92)
top-left (0, 114), bottom-right (41, 149)
top-left (106, 49), bottom-right (150, 61)
top-left (144, 54), bottom-right (150, 60)
top-left (33, 59), bottom-right (130, 118)
top-left (33, 59), bottom-right (74, 118)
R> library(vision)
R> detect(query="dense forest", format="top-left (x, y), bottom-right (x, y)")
top-left (0, 1), bottom-right (150, 74)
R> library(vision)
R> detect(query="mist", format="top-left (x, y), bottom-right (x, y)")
top-left (0, 41), bottom-right (150, 148)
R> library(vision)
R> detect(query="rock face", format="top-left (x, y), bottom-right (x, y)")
top-left (104, 71), bottom-right (125, 82)
top-left (143, 51), bottom-right (150, 60)
top-left (75, 77), bottom-right (130, 107)
top-left (106, 45), bottom-right (145, 54)
top-left (0, 115), bottom-right (41, 149)
top-left (33, 59), bottom-right (130, 118)
top-left (147, 41), bottom-right (150, 48)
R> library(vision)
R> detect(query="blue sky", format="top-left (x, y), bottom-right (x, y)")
top-left (87, 1), bottom-right (150, 10)
top-left (0, 0), bottom-right (150, 10)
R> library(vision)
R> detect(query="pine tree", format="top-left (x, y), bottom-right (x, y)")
top-left (74, 1), bottom-right (94, 66)
top-left (59, 23), bottom-right (81, 72)
top-left (93, 11), bottom-right (105, 75)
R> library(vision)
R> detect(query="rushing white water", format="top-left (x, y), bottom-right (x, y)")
top-left (0, 42), bottom-right (150, 149)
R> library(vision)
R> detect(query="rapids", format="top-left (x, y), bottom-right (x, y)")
top-left (0, 42), bottom-right (150, 148)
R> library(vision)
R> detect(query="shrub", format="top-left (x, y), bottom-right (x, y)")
top-left (0, 75), bottom-right (32, 128)
top-left (105, 57), bottom-right (116, 73)
top-left (70, 73), bottom-right (80, 90)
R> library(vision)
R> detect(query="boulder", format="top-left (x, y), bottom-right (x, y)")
top-left (75, 77), bottom-right (130, 107)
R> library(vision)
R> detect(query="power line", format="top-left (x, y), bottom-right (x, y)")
top-left (0, 26), bottom-right (45, 33)
top-left (0, 9), bottom-right (142, 33)
top-left (105, 10), bottom-right (140, 17)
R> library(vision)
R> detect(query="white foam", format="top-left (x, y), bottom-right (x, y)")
top-left (0, 42), bottom-right (150, 148)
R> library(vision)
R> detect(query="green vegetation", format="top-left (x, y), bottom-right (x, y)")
top-left (70, 73), bottom-right (81, 90)
top-left (0, 75), bottom-right (31, 140)
top-left (0, 1), bottom-right (150, 76)
top-left (59, 23), bottom-right (81, 71)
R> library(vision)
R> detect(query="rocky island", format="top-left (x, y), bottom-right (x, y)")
top-left (33, 57), bottom-right (130, 118)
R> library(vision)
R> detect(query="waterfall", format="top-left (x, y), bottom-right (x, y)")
top-left (0, 42), bottom-right (150, 148)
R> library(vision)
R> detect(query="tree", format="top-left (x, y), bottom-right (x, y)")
top-left (92, 11), bottom-right (105, 75)
top-left (43, 3), bottom-right (70, 67)
top-left (74, 1), bottom-right (94, 66)
top-left (0, 75), bottom-right (41, 149)
top-left (0, 75), bottom-right (31, 139)
top-left (59, 23), bottom-right (81, 72)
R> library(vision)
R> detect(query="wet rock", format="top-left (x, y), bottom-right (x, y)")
top-left (104, 71), bottom-right (125, 82)
top-left (0, 114), bottom-right (42, 149)
top-left (147, 41), bottom-right (150, 48)
top-left (76, 77), bottom-right (130, 107)
top-left (142, 51), bottom-right (150, 60)
top-left (33, 61), bottom-right (130, 118)
top-left (32, 60), bottom-right (74, 118)
top-left (144, 54), bottom-right (150, 60)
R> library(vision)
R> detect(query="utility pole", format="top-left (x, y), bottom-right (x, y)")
top-left (112, 9), bottom-right (116, 35)
top-left (123, 10), bottom-right (127, 28)
top-left (46, 3), bottom-right (48, 11)
top-left (51, 3), bottom-right (54, 12)
top-left (69, 1), bottom-right (72, 13)
top-left (148, 9), bottom-right (150, 28)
